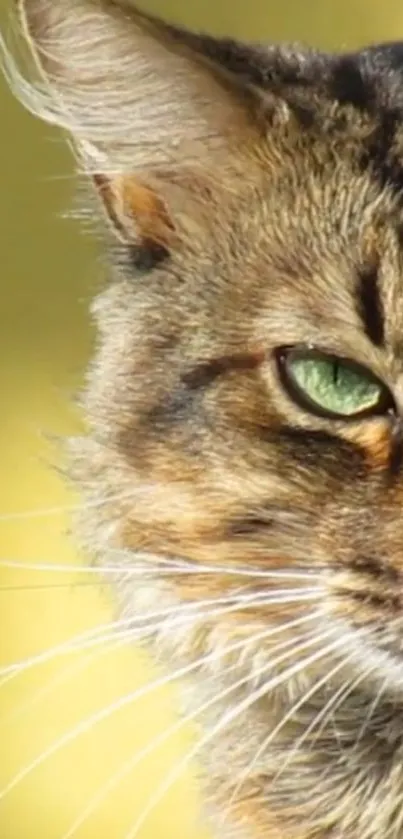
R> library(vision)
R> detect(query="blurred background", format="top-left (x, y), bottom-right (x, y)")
top-left (1, 1), bottom-right (403, 838)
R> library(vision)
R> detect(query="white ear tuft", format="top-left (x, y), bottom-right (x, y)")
top-left (4, 0), bottom-right (259, 178)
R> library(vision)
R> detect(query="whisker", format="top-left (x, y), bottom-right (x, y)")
top-left (59, 629), bottom-right (311, 839)
top-left (277, 662), bottom-right (378, 799)
top-left (104, 548), bottom-right (320, 581)
top-left (268, 657), bottom-right (370, 787)
top-left (0, 636), bottom-right (130, 729)
top-left (0, 625), bottom-right (138, 694)
top-left (0, 582), bottom-right (321, 599)
top-left (353, 673), bottom-right (388, 750)
top-left (0, 591), bottom-right (258, 679)
top-left (0, 617), bottom-right (127, 680)
top-left (0, 559), bottom-right (185, 574)
top-left (309, 665), bottom-right (375, 750)
top-left (0, 589), bottom-right (320, 682)
top-left (0, 488), bottom-right (140, 522)
top-left (220, 646), bottom-right (355, 825)
top-left (309, 666), bottom-right (379, 792)
top-left (123, 631), bottom-right (342, 839)
top-left (0, 614), bottom-right (320, 803)
top-left (0, 556), bottom-right (318, 582)
top-left (0, 580), bottom-right (111, 592)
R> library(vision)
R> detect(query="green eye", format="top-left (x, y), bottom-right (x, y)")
top-left (278, 348), bottom-right (393, 420)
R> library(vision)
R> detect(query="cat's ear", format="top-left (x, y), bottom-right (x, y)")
top-left (360, 41), bottom-right (403, 72)
top-left (16, 0), bottom-right (266, 250)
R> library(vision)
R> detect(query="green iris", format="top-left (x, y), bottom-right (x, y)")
top-left (282, 351), bottom-right (389, 419)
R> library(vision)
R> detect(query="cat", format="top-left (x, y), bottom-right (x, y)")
top-left (3, 0), bottom-right (403, 837)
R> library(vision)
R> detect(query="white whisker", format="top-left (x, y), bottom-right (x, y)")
top-left (123, 631), bottom-right (341, 839)
top-left (309, 666), bottom-right (374, 750)
top-left (0, 617), bottom-right (127, 680)
top-left (269, 658), bottom-right (370, 784)
top-left (353, 673), bottom-right (388, 750)
top-left (0, 636), bottom-right (130, 728)
top-left (59, 628), bottom-right (312, 839)
top-left (0, 589), bottom-right (320, 683)
top-left (104, 548), bottom-right (320, 581)
top-left (0, 613), bottom-right (319, 803)
top-left (0, 591), bottom-right (254, 679)
top-left (0, 487), bottom-right (139, 522)
top-left (219, 646), bottom-right (355, 826)
top-left (0, 555), bottom-right (319, 582)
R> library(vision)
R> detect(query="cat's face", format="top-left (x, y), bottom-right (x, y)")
top-left (92, 151), bottom-right (403, 692)
top-left (9, 2), bottom-right (403, 836)
top-left (8, 0), bottom-right (403, 727)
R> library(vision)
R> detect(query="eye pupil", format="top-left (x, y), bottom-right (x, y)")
top-left (333, 363), bottom-right (339, 385)
top-left (277, 347), bottom-right (392, 421)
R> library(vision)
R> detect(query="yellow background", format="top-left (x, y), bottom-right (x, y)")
top-left (1, 1), bottom-right (403, 837)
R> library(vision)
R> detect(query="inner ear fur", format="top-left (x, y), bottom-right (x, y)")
top-left (93, 173), bottom-right (177, 251)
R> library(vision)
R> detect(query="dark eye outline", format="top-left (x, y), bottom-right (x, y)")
top-left (275, 345), bottom-right (395, 422)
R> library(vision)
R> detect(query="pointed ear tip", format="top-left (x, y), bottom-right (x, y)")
top-left (16, 0), bottom-right (161, 41)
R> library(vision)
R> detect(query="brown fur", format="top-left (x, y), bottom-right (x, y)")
top-left (5, 1), bottom-right (403, 837)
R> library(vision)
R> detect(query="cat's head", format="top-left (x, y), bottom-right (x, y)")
top-left (7, 0), bottom-right (403, 697)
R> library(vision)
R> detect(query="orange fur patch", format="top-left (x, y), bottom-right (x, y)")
top-left (94, 173), bottom-right (175, 249)
top-left (342, 419), bottom-right (391, 469)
